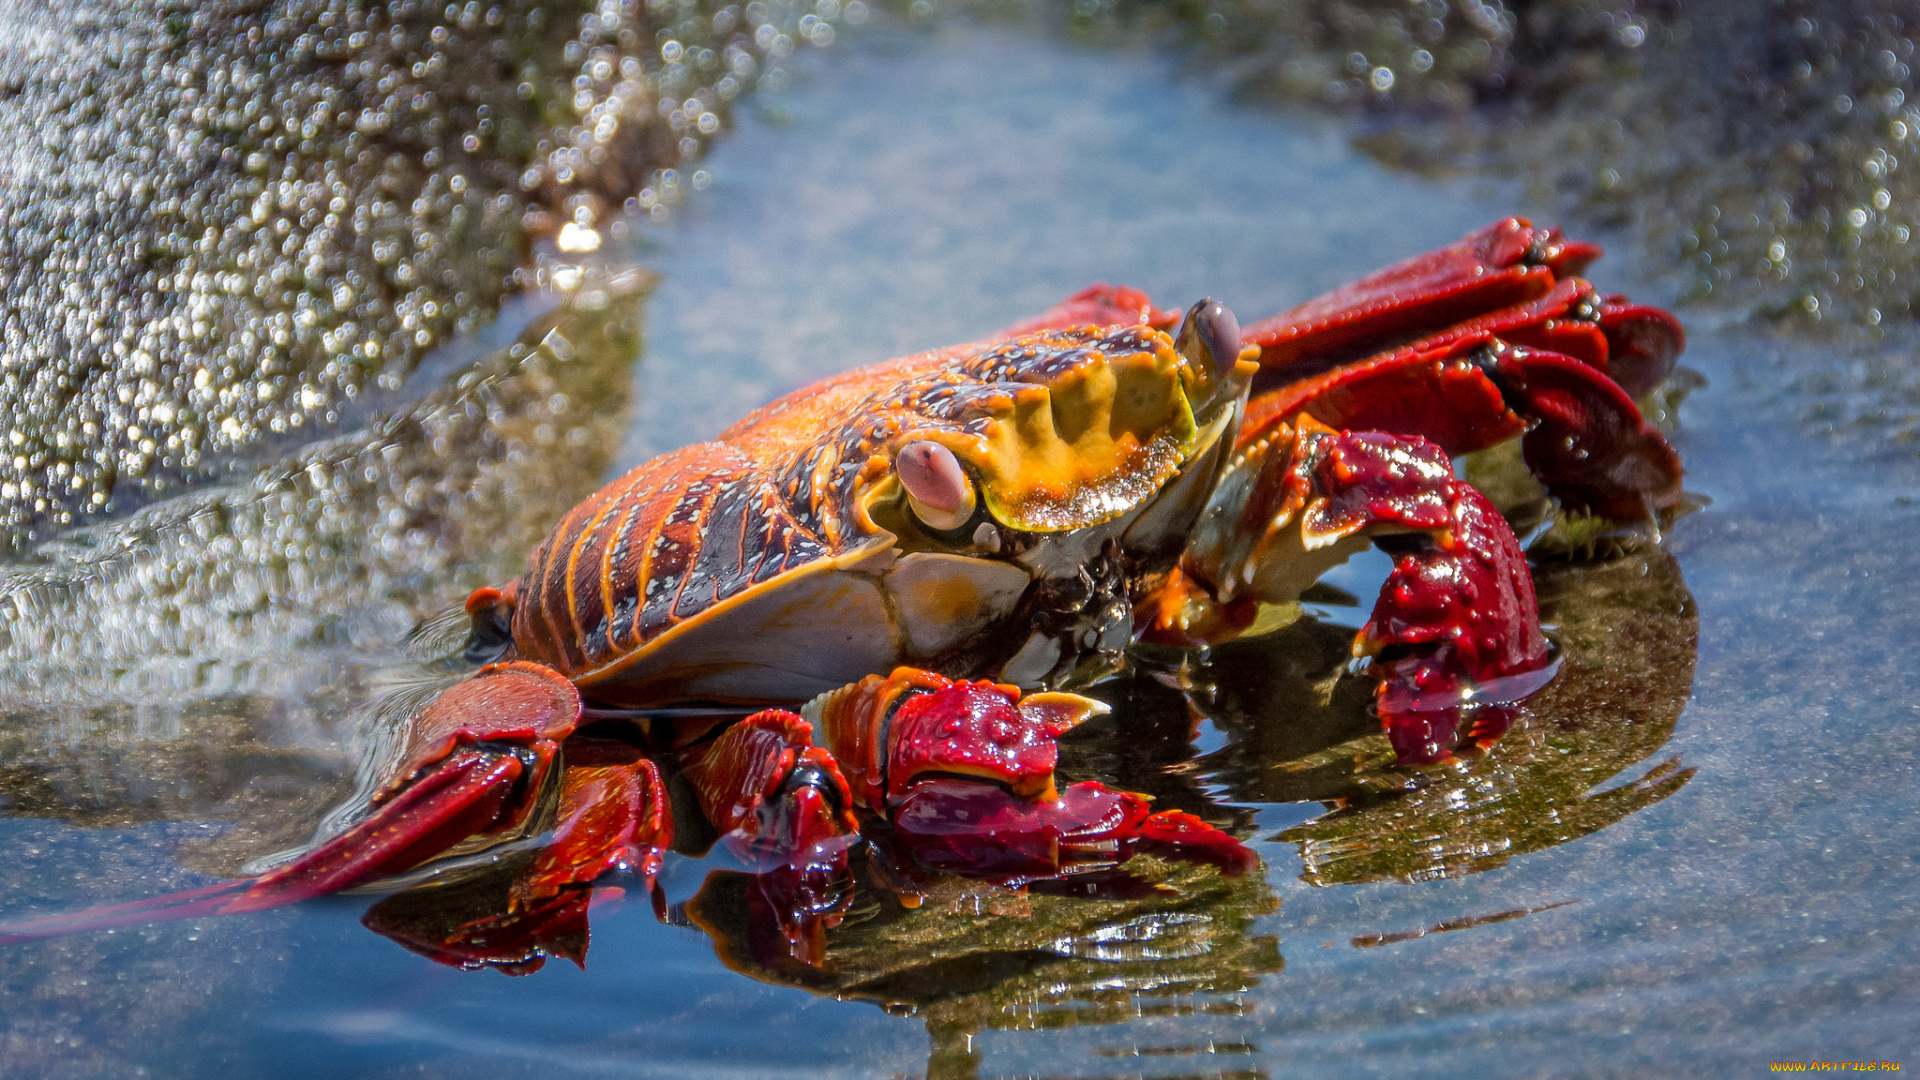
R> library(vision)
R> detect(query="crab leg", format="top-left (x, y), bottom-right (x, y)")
top-left (1157, 416), bottom-right (1553, 766)
top-left (1005, 219), bottom-right (1685, 521)
top-left (1245, 333), bottom-right (1684, 522)
top-left (363, 747), bottom-right (673, 972)
top-left (0, 662), bottom-right (594, 944)
top-left (1240, 217), bottom-right (1602, 374)
top-left (676, 711), bottom-right (861, 965)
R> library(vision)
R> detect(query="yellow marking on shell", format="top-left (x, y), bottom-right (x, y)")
top-left (566, 498), bottom-right (620, 650)
top-left (599, 495), bottom-right (627, 637)
top-left (916, 338), bottom-right (1200, 533)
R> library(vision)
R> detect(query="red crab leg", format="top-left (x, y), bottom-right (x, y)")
top-left (1000, 219), bottom-right (1680, 398)
top-left (1394, 278), bottom-right (1682, 397)
top-left (1156, 417), bottom-right (1553, 766)
top-left (677, 711), bottom-right (861, 965)
top-left (805, 670), bottom-right (1255, 886)
top-left (363, 747), bottom-right (673, 973)
top-left (1241, 217), bottom-right (1599, 374)
top-left (0, 662), bottom-right (585, 945)
top-left (1596, 294), bottom-right (1687, 397)
top-left (1001, 220), bottom-right (1684, 521)
top-left (1244, 333), bottom-right (1684, 521)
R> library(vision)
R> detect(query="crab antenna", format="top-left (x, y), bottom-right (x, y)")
top-left (1175, 298), bottom-right (1242, 379)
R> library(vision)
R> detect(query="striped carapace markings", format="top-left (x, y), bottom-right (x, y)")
top-left (506, 325), bottom-right (1181, 685)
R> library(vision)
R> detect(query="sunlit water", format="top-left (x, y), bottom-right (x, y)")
top-left (2, 22), bottom-right (1917, 1079)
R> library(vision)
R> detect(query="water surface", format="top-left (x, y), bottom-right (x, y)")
top-left (2, 22), bottom-right (1916, 1079)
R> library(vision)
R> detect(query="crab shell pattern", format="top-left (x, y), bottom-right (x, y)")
top-left (495, 320), bottom-right (1260, 706)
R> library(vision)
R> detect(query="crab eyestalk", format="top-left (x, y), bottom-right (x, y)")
top-left (1176, 297), bottom-right (1244, 383)
top-left (1174, 297), bottom-right (1262, 419)
top-left (895, 439), bottom-right (978, 532)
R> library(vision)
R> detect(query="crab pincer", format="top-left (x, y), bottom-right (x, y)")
top-left (1156, 414), bottom-right (1553, 767)
top-left (0, 662), bottom-right (672, 949)
top-left (803, 669), bottom-right (1254, 888)
top-left (363, 739), bottom-right (672, 972)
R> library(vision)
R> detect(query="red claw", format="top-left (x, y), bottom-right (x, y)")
top-left (0, 662), bottom-right (588, 944)
top-left (680, 710), bottom-right (859, 874)
top-left (1358, 475), bottom-right (1553, 766)
top-left (885, 779), bottom-right (1251, 883)
top-left (678, 710), bottom-right (860, 966)
top-left (807, 670), bottom-right (1252, 885)
top-left (363, 751), bottom-right (673, 974)
top-left (884, 680), bottom-right (1088, 803)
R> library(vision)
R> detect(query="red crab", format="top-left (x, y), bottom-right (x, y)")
top-left (0, 218), bottom-right (1684, 968)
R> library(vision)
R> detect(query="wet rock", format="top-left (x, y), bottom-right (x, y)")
top-left (0, 0), bottom-right (833, 548)
top-left (973, 0), bottom-right (1920, 331)
top-left (0, 277), bottom-right (648, 874)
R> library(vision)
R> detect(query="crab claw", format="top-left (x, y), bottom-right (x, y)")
top-left (805, 667), bottom-right (1108, 808)
top-left (1286, 424), bottom-right (1552, 764)
top-left (806, 669), bottom-right (1252, 884)
top-left (885, 778), bottom-right (1152, 878)
top-left (0, 662), bottom-right (586, 945)
top-left (1337, 439), bottom-right (1556, 765)
top-left (680, 710), bottom-right (860, 875)
top-left (360, 746), bottom-right (672, 974)
top-left (883, 779), bottom-right (1255, 883)
top-left (1487, 343), bottom-right (1686, 521)
top-left (1174, 419), bottom-right (1552, 767)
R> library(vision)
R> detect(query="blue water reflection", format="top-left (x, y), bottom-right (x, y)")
top-left (3, 20), bottom-right (1917, 1080)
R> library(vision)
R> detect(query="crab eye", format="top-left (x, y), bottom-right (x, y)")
top-left (1175, 297), bottom-right (1242, 379)
top-left (896, 440), bottom-right (977, 532)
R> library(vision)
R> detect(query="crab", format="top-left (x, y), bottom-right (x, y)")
top-left (0, 218), bottom-right (1685, 969)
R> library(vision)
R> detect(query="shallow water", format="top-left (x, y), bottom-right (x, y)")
top-left (2, 22), bottom-right (1917, 1079)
